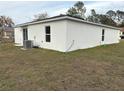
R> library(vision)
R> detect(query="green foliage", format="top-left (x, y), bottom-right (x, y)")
top-left (87, 15), bottom-right (100, 23)
top-left (87, 9), bottom-right (117, 26)
top-left (117, 10), bottom-right (124, 19)
top-left (106, 10), bottom-right (116, 18)
top-left (98, 14), bottom-right (117, 26)
top-left (74, 1), bottom-right (84, 10)
top-left (67, 7), bottom-right (78, 16)
top-left (87, 14), bottom-right (117, 26)
top-left (87, 10), bottom-right (100, 23)
top-left (106, 10), bottom-right (124, 26)
top-left (67, 1), bottom-right (86, 19)
top-left (91, 9), bottom-right (96, 16)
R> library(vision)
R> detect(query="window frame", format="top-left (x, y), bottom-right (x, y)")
top-left (102, 29), bottom-right (105, 41)
top-left (45, 26), bottom-right (51, 42)
top-left (23, 28), bottom-right (28, 41)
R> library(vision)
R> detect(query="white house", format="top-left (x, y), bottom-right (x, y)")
top-left (14, 15), bottom-right (120, 52)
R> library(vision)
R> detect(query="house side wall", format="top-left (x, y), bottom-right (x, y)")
top-left (14, 20), bottom-right (67, 52)
top-left (66, 20), bottom-right (120, 52)
top-left (28, 20), bottom-right (67, 52)
top-left (104, 28), bottom-right (120, 44)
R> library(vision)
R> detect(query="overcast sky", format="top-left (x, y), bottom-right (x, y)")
top-left (0, 1), bottom-right (123, 24)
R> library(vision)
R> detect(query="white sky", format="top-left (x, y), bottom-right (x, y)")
top-left (0, 1), bottom-right (123, 24)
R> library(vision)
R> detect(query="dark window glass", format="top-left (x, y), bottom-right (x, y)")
top-left (23, 28), bottom-right (28, 41)
top-left (45, 26), bottom-right (51, 42)
top-left (102, 29), bottom-right (105, 41)
top-left (102, 29), bottom-right (105, 35)
top-left (46, 26), bottom-right (50, 34)
top-left (46, 35), bottom-right (50, 42)
top-left (102, 36), bottom-right (104, 41)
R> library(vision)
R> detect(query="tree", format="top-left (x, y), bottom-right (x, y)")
top-left (106, 10), bottom-right (116, 18)
top-left (87, 15), bottom-right (100, 23)
top-left (74, 1), bottom-right (86, 17)
top-left (87, 9), bottom-right (117, 26)
top-left (67, 1), bottom-right (86, 19)
top-left (91, 9), bottom-right (96, 16)
top-left (67, 7), bottom-right (78, 16)
top-left (0, 16), bottom-right (14, 42)
top-left (34, 12), bottom-right (49, 21)
top-left (0, 16), bottom-right (14, 27)
top-left (98, 14), bottom-right (117, 26)
top-left (87, 9), bottom-right (100, 23)
top-left (116, 10), bottom-right (124, 21)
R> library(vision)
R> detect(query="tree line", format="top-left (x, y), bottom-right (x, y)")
top-left (0, 1), bottom-right (124, 28)
top-left (35, 1), bottom-right (124, 27)
top-left (67, 1), bottom-right (124, 27)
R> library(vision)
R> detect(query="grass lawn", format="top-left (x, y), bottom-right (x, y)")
top-left (0, 41), bottom-right (124, 90)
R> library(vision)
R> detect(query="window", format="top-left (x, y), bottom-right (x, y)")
top-left (45, 26), bottom-right (51, 42)
top-left (102, 29), bottom-right (105, 41)
top-left (123, 32), bottom-right (124, 35)
top-left (23, 28), bottom-right (28, 41)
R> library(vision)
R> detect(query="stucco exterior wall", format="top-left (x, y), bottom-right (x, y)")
top-left (14, 19), bottom-right (120, 52)
top-left (28, 20), bottom-right (67, 52)
top-left (104, 28), bottom-right (120, 44)
top-left (66, 20), bottom-right (120, 52)
top-left (14, 20), bottom-right (67, 52)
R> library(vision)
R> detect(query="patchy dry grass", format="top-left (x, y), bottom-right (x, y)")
top-left (0, 41), bottom-right (124, 90)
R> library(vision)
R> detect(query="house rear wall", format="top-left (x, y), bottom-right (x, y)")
top-left (66, 20), bottom-right (120, 52)
top-left (14, 20), bottom-right (67, 52)
top-left (28, 20), bottom-right (67, 52)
